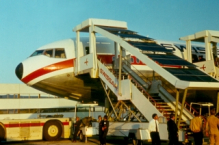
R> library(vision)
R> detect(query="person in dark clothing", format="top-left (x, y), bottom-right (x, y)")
top-left (72, 117), bottom-right (81, 142)
top-left (98, 115), bottom-right (103, 145)
top-left (101, 115), bottom-right (109, 145)
top-left (167, 114), bottom-right (178, 145)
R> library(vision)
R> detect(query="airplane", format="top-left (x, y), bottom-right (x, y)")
top-left (15, 34), bottom-right (219, 105)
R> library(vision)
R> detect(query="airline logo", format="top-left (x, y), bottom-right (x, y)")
top-left (100, 68), bottom-right (117, 88)
top-left (194, 60), bottom-right (215, 74)
top-left (98, 60), bottom-right (118, 94)
top-left (80, 54), bottom-right (93, 71)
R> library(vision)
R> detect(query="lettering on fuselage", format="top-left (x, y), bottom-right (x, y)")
top-left (100, 68), bottom-right (117, 88)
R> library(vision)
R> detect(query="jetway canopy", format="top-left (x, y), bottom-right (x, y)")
top-left (73, 18), bottom-right (127, 32)
top-left (179, 30), bottom-right (219, 62)
top-left (180, 30), bottom-right (219, 43)
top-left (73, 19), bottom-right (219, 90)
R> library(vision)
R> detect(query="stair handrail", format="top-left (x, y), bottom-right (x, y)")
top-left (122, 58), bottom-right (151, 85)
top-left (128, 75), bottom-right (169, 117)
top-left (158, 84), bottom-right (197, 117)
top-left (121, 58), bottom-right (169, 117)
top-left (99, 57), bottom-right (169, 117)
top-left (185, 102), bottom-right (198, 114)
top-left (159, 78), bottom-right (177, 96)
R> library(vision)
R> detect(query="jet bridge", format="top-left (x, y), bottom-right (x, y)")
top-left (73, 19), bottom-right (219, 128)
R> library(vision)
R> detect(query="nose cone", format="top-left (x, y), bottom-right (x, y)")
top-left (15, 63), bottom-right (23, 80)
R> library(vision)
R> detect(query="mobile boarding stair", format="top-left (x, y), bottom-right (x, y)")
top-left (73, 19), bottom-right (219, 144)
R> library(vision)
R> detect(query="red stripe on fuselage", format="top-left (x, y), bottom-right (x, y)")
top-left (97, 55), bottom-right (181, 68)
top-left (22, 59), bottom-right (74, 83)
top-left (22, 54), bottom-right (181, 84)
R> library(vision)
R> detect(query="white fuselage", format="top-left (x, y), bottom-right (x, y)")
top-left (15, 37), bottom-right (215, 104)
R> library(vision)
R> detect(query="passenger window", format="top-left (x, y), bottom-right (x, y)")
top-left (8, 109), bottom-right (14, 114)
top-left (136, 58), bottom-right (140, 63)
top-left (29, 109), bottom-right (38, 113)
top-left (131, 57), bottom-right (134, 63)
top-left (19, 109), bottom-right (29, 114)
top-left (43, 49), bottom-right (53, 57)
top-left (54, 48), bottom-right (66, 58)
top-left (0, 110), bottom-right (8, 114)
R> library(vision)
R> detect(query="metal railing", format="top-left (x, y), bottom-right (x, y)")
top-left (98, 58), bottom-right (169, 117)
top-left (157, 83), bottom-right (197, 119)
top-left (129, 75), bottom-right (169, 117)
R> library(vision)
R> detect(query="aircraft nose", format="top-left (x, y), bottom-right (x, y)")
top-left (15, 63), bottom-right (23, 80)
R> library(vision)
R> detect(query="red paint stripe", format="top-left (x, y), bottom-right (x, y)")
top-left (22, 59), bottom-right (74, 83)
top-left (5, 124), bottom-right (19, 128)
top-left (98, 55), bottom-right (181, 68)
top-left (22, 54), bottom-right (182, 84)
top-left (62, 122), bottom-right (69, 125)
top-left (4, 122), bottom-right (69, 128)
top-left (98, 55), bottom-right (145, 65)
top-left (5, 123), bottom-right (44, 128)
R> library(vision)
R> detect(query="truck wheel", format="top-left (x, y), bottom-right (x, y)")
top-left (43, 120), bottom-right (62, 141)
top-left (79, 132), bottom-right (85, 142)
top-left (0, 124), bottom-right (5, 141)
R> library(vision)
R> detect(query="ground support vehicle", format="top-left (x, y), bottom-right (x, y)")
top-left (0, 118), bottom-right (72, 142)
top-left (90, 122), bottom-right (186, 145)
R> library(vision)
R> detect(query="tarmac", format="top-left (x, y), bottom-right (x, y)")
top-left (2, 136), bottom-right (169, 145)
top-left (2, 135), bottom-right (210, 145)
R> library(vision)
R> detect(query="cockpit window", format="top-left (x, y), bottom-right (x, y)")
top-left (30, 48), bottom-right (65, 58)
top-left (30, 50), bottom-right (44, 57)
top-left (54, 48), bottom-right (66, 58)
top-left (43, 49), bottom-right (53, 57)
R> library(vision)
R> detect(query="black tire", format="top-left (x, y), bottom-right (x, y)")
top-left (0, 124), bottom-right (5, 142)
top-left (43, 120), bottom-right (62, 141)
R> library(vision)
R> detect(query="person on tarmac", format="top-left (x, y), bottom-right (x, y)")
top-left (190, 112), bottom-right (203, 145)
top-left (148, 113), bottom-right (161, 145)
top-left (206, 108), bottom-right (219, 145)
top-left (72, 116), bottom-right (81, 143)
top-left (100, 115), bottom-right (109, 145)
top-left (167, 114), bottom-right (178, 145)
top-left (98, 115), bottom-right (103, 145)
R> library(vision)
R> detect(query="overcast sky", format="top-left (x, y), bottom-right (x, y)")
top-left (0, 0), bottom-right (219, 83)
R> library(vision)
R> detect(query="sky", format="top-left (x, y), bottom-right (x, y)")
top-left (0, 0), bottom-right (219, 83)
